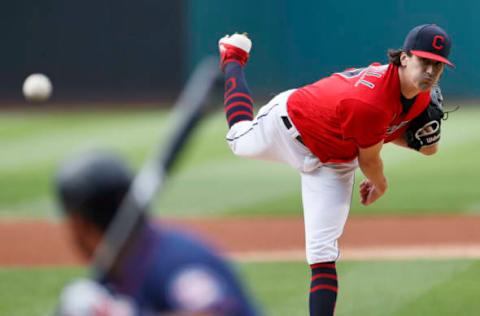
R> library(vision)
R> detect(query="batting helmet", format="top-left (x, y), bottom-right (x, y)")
top-left (55, 151), bottom-right (133, 231)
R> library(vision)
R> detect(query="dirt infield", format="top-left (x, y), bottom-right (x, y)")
top-left (1, 215), bottom-right (480, 266)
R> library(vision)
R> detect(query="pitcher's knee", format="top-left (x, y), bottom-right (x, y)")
top-left (226, 121), bottom-right (262, 158)
top-left (227, 140), bottom-right (262, 159)
top-left (306, 242), bottom-right (340, 264)
top-left (227, 140), bottom-right (248, 157)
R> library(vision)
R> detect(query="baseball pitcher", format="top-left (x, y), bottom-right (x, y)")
top-left (217, 24), bottom-right (454, 316)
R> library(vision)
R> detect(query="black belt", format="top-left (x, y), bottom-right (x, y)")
top-left (281, 116), bottom-right (305, 145)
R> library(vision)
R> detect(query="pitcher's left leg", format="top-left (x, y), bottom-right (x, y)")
top-left (300, 162), bottom-right (356, 316)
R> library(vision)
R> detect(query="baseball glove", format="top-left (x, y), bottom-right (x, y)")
top-left (405, 85), bottom-right (445, 150)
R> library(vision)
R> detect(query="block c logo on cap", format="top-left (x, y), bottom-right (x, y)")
top-left (432, 35), bottom-right (445, 50)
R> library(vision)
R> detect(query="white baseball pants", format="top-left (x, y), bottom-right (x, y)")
top-left (226, 90), bottom-right (357, 264)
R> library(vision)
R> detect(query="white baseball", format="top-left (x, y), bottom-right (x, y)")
top-left (22, 73), bottom-right (53, 102)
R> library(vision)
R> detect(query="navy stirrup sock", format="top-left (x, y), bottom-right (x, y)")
top-left (309, 262), bottom-right (338, 316)
top-left (223, 62), bottom-right (254, 127)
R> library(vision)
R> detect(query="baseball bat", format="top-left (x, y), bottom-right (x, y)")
top-left (91, 56), bottom-right (221, 279)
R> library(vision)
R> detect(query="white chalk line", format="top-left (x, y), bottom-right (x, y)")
top-left (229, 244), bottom-right (480, 262)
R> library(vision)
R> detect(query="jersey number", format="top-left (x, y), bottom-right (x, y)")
top-left (337, 68), bottom-right (366, 79)
top-left (336, 66), bottom-right (386, 89)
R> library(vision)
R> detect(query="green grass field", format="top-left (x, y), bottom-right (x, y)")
top-left (0, 105), bottom-right (479, 315)
top-left (2, 260), bottom-right (479, 316)
top-left (0, 105), bottom-right (479, 218)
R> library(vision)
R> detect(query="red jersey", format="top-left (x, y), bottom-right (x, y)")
top-left (287, 63), bottom-right (431, 163)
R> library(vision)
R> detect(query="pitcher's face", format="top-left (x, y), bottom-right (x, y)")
top-left (401, 53), bottom-right (445, 91)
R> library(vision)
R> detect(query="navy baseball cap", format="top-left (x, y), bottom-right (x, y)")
top-left (403, 24), bottom-right (454, 67)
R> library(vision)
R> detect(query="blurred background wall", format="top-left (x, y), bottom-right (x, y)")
top-left (0, 0), bottom-right (185, 103)
top-left (0, 0), bottom-right (476, 104)
top-left (188, 0), bottom-right (476, 99)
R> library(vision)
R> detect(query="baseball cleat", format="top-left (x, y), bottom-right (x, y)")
top-left (218, 33), bottom-right (252, 71)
